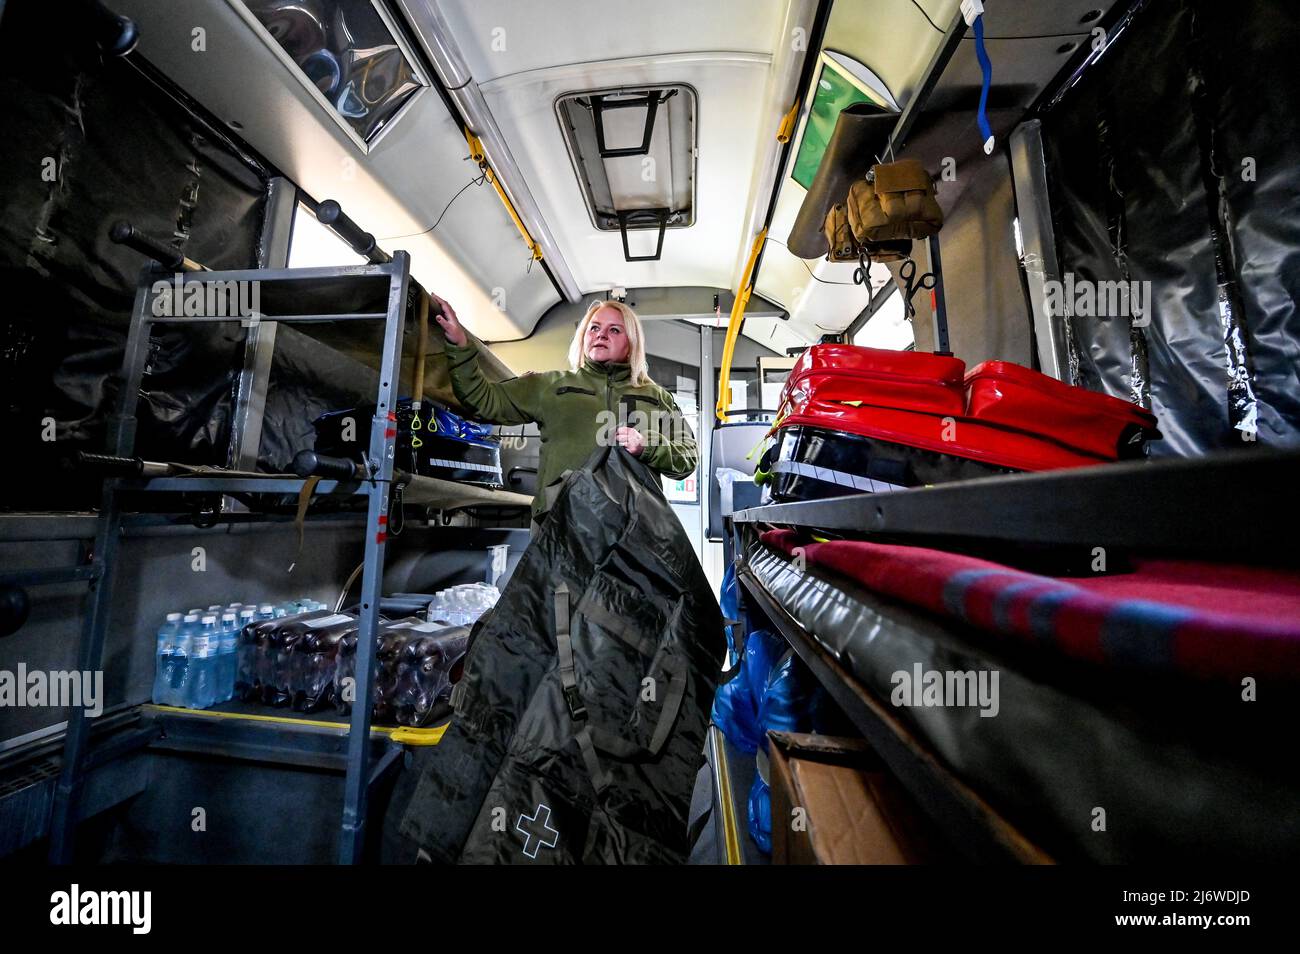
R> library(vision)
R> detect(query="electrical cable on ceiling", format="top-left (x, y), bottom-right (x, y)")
top-left (766, 238), bottom-right (861, 286)
top-left (910, 0), bottom-right (944, 32)
top-left (909, 0), bottom-right (1096, 39)
top-left (384, 165), bottom-right (486, 240)
top-left (429, 172), bottom-right (487, 231)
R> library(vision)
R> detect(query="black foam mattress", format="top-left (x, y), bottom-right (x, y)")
top-left (742, 539), bottom-right (1300, 863)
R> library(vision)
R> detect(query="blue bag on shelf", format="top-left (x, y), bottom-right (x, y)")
top-left (759, 649), bottom-right (833, 737)
top-left (429, 405), bottom-right (495, 444)
top-left (747, 649), bottom-right (833, 854)
top-left (747, 770), bottom-right (774, 855)
top-left (719, 563), bottom-right (741, 666)
top-left (312, 400), bottom-right (503, 487)
top-left (710, 628), bottom-right (785, 754)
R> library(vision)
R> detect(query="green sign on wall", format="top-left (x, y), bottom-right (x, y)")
top-left (791, 60), bottom-right (887, 190)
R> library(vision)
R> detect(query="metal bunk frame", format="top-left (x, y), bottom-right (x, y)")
top-left (727, 449), bottom-right (1300, 862)
top-left (39, 254), bottom-right (413, 865)
top-left (733, 545), bottom-right (1050, 864)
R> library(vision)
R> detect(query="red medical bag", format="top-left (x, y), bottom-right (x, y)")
top-left (767, 345), bottom-right (1159, 501)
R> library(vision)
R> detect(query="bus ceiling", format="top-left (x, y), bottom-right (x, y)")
top-left (107, 1), bottom-right (1120, 351)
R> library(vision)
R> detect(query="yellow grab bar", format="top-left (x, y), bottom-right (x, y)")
top-left (776, 98), bottom-right (801, 144)
top-left (466, 129), bottom-right (544, 262)
top-left (716, 227), bottom-right (768, 422)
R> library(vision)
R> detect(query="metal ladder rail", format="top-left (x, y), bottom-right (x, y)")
top-left (337, 254), bottom-right (409, 864)
top-left (45, 254), bottom-right (412, 864)
top-left (46, 264), bottom-right (154, 863)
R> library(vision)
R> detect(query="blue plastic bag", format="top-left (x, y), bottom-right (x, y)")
top-left (429, 405), bottom-right (495, 444)
top-left (719, 564), bottom-right (741, 666)
top-left (747, 769), bottom-right (773, 855)
top-left (746, 650), bottom-right (832, 854)
top-left (710, 628), bottom-right (785, 754)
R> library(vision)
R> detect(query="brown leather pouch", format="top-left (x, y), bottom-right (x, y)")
top-left (847, 159), bottom-right (943, 242)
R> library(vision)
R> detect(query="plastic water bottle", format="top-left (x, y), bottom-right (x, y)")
top-left (427, 593), bottom-right (446, 624)
top-left (152, 613), bottom-right (182, 704)
top-left (167, 614), bottom-right (199, 706)
top-left (235, 606), bottom-right (258, 699)
top-left (188, 614), bottom-right (220, 709)
top-left (255, 604), bottom-right (277, 689)
top-left (217, 612), bottom-right (239, 703)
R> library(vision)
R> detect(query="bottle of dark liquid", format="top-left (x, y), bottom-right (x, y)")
top-left (295, 618), bottom-right (358, 712)
top-left (392, 625), bottom-right (471, 726)
top-left (258, 610), bottom-right (346, 707)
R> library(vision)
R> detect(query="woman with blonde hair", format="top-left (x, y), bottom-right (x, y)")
top-left (433, 295), bottom-right (698, 531)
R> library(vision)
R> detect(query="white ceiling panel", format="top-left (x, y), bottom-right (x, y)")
top-left (477, 52), bottom-right (777, 293)
top-left (431, 0), bottom-right (788, 84)
top-left (754, 177), bottom-right (890, 342)
top-left (111, 0), bottom-right (558, 341)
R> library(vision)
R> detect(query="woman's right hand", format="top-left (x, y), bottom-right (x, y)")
top-left (431, 292), bottom-right (468, 346)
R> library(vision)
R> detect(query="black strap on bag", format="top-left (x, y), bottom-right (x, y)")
top-left (577, 598), bottom-right (657, 658)
top-left (555, 583), bottom-right (611, 792)
top-left (574, 591), bottom-right (688, 754)
top-left (554, 582), bottom-right (585, 720)
top-left (596, 652), bottom-right (686, 759)
top-left (554, 583), bottom-right (689, 796)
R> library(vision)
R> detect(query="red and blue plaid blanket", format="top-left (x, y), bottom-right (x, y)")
top-left (760, 529), bottom-right (1300, 682)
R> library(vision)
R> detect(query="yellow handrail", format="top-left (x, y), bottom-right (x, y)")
top-left (716, 227), bottom-right (767, 422)
top-left (141, 703), bottom-right (449, 745)
top-left (465, 129), bottom-right (544, 262)
top-left (776, 97), bottom-right (801, 144)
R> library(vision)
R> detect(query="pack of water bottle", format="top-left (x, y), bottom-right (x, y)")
top-left (153, 593), bottom-right (481, 725)
top-left (427, 583), bottom-right (500, 627)
top-left (233, 603), bottom-right (351, 708)
top-left (333, 620), bottom-right (469, 727)
top-left (151, 599), bottom-right (327, 710)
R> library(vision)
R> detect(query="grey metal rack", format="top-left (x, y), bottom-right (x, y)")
top-left (727, 448), bottom-right (1300, 862)
top-left (42, 254), bottom-right (413, 865)
top-left (732, 551), bottom-right (1049, 864)
top-left (732, 448), bottom-right (1300, 563)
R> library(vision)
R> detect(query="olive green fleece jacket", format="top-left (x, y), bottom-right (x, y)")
top-left (444, 340), bottom-right (699, 517)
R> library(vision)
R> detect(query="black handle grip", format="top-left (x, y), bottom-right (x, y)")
top-left (316, 200), bottom-right (391, 264)
top-left (88, 0), bottom-right (138, 56)
top-left (109, 221), bottom-right (201, 272)
top-left (0, 583), bottom-right (31, 639)
top-left (73, 451), bottom-right (144, 475)
top-left (291, 450), bottom-right (363, 481)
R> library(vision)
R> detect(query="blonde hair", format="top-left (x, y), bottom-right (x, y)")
top-left (568, 299), bottom-right (652, 386)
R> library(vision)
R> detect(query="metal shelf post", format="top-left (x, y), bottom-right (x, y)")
top-left (44, 253), bottom-right (415, 865)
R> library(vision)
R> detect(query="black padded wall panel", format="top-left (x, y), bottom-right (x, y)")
top-left (1041, 0), bottom-right (1300, 455)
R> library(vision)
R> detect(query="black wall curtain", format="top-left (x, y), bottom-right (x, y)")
top-left (1041, 0), bottom-right (1300, 456)
top-left (0, 2), bottom-right (268, 510)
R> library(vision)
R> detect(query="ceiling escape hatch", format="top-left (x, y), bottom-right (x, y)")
top-left (556, 84), bottom-right (698, 262)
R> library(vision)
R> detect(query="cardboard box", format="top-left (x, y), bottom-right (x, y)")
top-left (767, 731), bottom-right (945, 864)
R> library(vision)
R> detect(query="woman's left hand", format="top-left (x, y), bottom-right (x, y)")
top-left (614, 426), bottom-right (645, 456)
